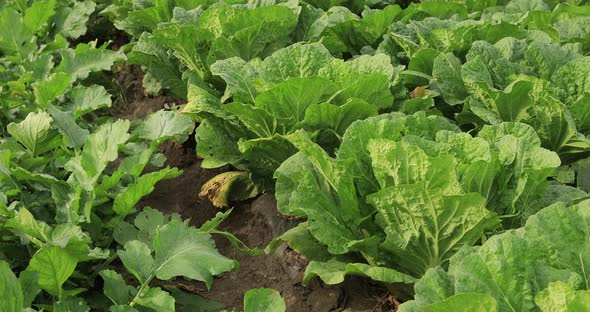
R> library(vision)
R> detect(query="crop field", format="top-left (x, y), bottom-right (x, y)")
top-left (1, 0), bottom-right (590, 311)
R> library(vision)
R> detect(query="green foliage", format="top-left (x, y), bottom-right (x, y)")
top-left (402, 199), bottom-right (590, 311)
top-left (0, 1), bottom-right (247, 310)
top-left (26, 246), bottom-right (78, 298)
top-left (186, 42), bottom-right (402, 192)
top-left (101, 209), bottom-right (239, 310)
top-left (272, 112), bottom-right (560, 283)
top-left (114, 0), bottom-right (590, 203)
top-left (101, 1), bottom-right (414, 201)
top-left (379, 8), bottom-right (590, 161)
top-left (244, 288), bottom-right (286, 312)
top-left (3, 0), bottom-right (590, 310)
top-left (0, 260), bottom-right (23, 312)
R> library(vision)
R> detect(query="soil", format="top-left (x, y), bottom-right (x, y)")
top-left (111, 63), bottom-right (186, 120)
top-left (112, 63), bottom-right (399, 312)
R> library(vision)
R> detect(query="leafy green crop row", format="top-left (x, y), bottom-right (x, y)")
top-left (102, 0), bottom-right (400, 97)
top-left (102, 0), bottom-right (590, 207)
top-left (0, 1), bottom-right (286, 311)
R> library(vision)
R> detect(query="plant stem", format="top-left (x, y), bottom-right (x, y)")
top-left (129, 273), bottom-right (156, 307)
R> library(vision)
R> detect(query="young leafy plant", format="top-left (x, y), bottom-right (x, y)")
top-left (244, 288), bottom-right (286, 312)
top-left (0, 108), bottom-right (196, 307)
top-left (0, 207), bottom-right (241, 311)
top-left (0, 4), bottom-right (202, 303)
top-left (0, 0), bottom-right (125, 127)
top-left (100, 208), bottom-right (239, 312)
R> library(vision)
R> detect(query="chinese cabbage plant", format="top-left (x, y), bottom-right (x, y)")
top-left (271, 112), bottom-right (559, 285)
top-left (399, 199), bottom-right (590, 312)
top-left (184, 42), bottom-right (404, 205)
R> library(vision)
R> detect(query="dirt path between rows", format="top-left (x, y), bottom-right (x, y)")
top-left (141, 143), bottom-right (397, 312)
top-left (112, 64), bottom-right (398, 311)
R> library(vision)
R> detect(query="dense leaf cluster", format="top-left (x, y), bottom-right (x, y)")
top-left (2, 0), bottom-right (590, 311)
top-left (0, 1), bottom-right (280, 311)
